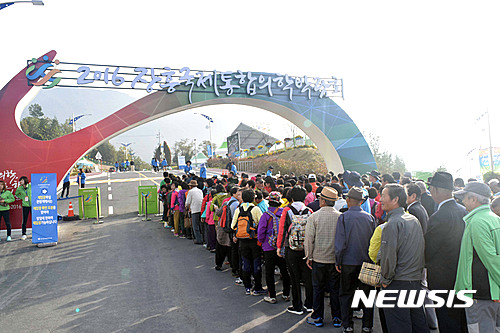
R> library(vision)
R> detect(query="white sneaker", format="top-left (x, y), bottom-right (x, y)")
top-left (6, 236), bottom-right (12, 242)
top-left (264, 296), bottom-right (277, 304)
top-left (21, 235), bottom-right (27, 240)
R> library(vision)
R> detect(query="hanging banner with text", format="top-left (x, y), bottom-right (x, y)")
top-left (479, 148), bottom-right (500, 174)
top-left (31, 173), bottom-right (58, 244)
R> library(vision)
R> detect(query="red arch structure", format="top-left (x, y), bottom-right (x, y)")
top-left (0, 51), bottom-right (175, 230)
top-left (1, 51), bottom-right (376, 231)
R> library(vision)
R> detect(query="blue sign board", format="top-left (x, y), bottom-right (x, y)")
top-left (31, 173), bottom-right (58, 244)
top-left (207, 144), bottom-right (212, 158)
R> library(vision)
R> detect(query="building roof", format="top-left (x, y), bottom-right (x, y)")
top-left (230, 123), bottom-right (279, 150)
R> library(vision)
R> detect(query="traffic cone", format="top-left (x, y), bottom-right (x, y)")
top-left (68, 202), bottom-right (75, 217)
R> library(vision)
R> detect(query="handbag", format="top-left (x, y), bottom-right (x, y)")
top-left (184, 212), bottom-right (192, 228)
top-left (358, 262), bottom-right (381, 287)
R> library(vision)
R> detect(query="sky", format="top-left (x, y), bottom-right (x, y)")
top-left (1, 0), bottom-right (499, 178)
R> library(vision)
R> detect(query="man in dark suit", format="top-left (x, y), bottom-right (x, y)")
top-left (406, 183), bottom-right (429, 233)
top-left (416, 180), bottom-right (435, 217)
top-left (424, 172), bottom-right (467, 333)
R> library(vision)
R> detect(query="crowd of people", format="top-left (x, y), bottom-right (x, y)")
top-left (156, 167), bottom-right (500, 333)
top-left (114, 159), bottom-right (135, 172)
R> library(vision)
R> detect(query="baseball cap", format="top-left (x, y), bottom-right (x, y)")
top-left (453, 182), bottom-right (492, 199)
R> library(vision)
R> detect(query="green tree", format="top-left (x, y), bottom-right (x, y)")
top-left (434, 165), bottom-right (448, 173)
top-left (198, 140), bottom-right (215, 158)
top-left (367, 133), bottom-right (406, 174)
top-left (87, 140), bottom-right (118, 164)
top-left (173, 138), bottom-right (195, 165)
top-left (20, 115), bottom-right (72, 141)
top-left (28, 103), bottom-right (44, 118)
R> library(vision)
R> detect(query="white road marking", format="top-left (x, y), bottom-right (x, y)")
top-left (107, 181), bottom-right (111, 185)
top-left (108, 193), bottom-right (112, 200)
top-left (108, 186), bottom-right (112, 191)
top-left (108, 206), bottom-right (114, 215)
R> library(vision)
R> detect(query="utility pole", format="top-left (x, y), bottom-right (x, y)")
top-left (487, 110), bottom-right (494, 173)
top-left (194, 138), bottom-right (198, 165)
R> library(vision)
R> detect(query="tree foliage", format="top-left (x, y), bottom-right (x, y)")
top-left (367, 133), bottom-right (406, 174)
top-left (172, 138), bottom-right (195, 165)
top-left (86, 140), bottom-right (149, 170)
top-left (28, 103), bottom-right (44, 118)
top-left (198, 140), bottom-right (214, 158)
top-left (21, 104), bottom-right (72, 141)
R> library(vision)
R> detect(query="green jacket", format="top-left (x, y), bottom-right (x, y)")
top-left (15, 184), bottom-right (31, 207)
top-left (455, 205), bottom-right (500, 300)
top-left (210, 192), bottom-right (229, 222)
top-left (0, 190), bottom-right (15, 211)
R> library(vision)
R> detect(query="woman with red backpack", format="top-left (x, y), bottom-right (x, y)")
top-left (257, 191), bottom-right (291, 304)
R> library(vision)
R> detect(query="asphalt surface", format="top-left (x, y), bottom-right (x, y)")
top-left (57, 169), bottom-right (217, 218)
top-left (0, 170), bottom-right (385, 332)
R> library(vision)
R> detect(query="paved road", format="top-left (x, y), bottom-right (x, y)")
top-left (57, 169), bottom-right (222, 218)
top-left (0, 212), bottom-right (382, 332)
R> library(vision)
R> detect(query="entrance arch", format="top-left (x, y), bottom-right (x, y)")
top-left (0, 50), bottom-right (376, 228)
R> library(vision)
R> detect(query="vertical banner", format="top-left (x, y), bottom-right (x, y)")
top-left (479, 148), bottom-right (500, 174)
top-left (31, 173), bottom-right (58, 244)
top-left (227, 133), bottom-right (240, 158)
top-left (207, 144), bottom-right (212, 158)
top-left (178, 155), bottom-right (186, 169)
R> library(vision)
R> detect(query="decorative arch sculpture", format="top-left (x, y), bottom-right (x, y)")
top-left (0, 50), bottom-right (376, 229)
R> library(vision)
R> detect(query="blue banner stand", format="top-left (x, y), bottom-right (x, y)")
top-left (31, 173), bottom-right (58, 247)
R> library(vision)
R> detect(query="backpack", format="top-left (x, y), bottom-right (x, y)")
top-left (234, 205), bottom-right (256, 239)
top-left (266, 208), bottom-right (281, 249)
top-left (220, 198), bottom-right (237, 233)
top-left (287, 206), bottom-right (311, 251)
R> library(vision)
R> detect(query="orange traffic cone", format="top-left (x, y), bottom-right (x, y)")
top-left (68, 202), bottom-right (75, 217)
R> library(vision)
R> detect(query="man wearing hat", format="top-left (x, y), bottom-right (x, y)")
top-left (266, 166), bottom-right (274, 177)
top-left (488, 178), bottom-right (500, 198)
top-left (334, 187), bottom-right (376, 332)
top-left (454, 182), bottom-right (500, 332)
top-left (369, 170), bottom-right (380, 186)
top-left (185, 179), bottom-right (204, 244)
top-left (308, 174), bottom-right (318, 193)
top-left (304, 187), bottom-right (342, 327)
top-left (425, 172), bottom-right (468, 333)
top-left (342, 170), bottom-right (371, 214)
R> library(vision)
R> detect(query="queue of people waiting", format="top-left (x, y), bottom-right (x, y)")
top-left (156, 169), bottom-right (500, 333)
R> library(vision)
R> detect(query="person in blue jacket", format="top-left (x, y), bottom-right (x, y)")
top-left (266, 165), bottom-right (273, 177)
top-left (125, 159), bottom-right (130, 171)
top-left (200, 163), bottom-right (207, 179)
top-left (60, 173), bottom-right (70, 198)
top-left (184, 160), bottom-right (192, 174)
top-left (114, 161), bottom-right (119, 172)
top-left (231, 161), bottom-right (237, 175)
top-left (77, 169), bottom-right (86, 188)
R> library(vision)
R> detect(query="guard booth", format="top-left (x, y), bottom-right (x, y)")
top-left (78, 187), bottom-right (102, 219)
top-left (138, 185), bottom-right (158, 216)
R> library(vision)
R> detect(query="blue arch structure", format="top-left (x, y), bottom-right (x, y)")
top-left (141, 85), bottom-right (377, 174)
